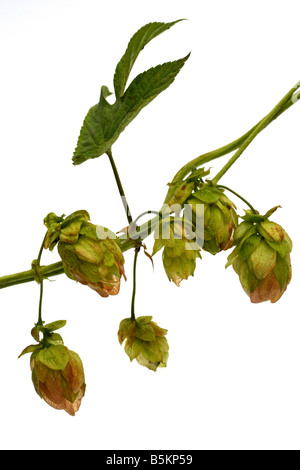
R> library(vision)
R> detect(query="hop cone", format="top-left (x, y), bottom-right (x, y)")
top-left (185, 185), bottom-right (238, 255)
top-left (226, 212), bottom-right (292, 303)
top-left (118, 316), bottom-right (169, 371)
top-left (152, 217), bottom-right (201, 286)
top-left (44, 210), bottom-right (126, 297)
top-left (19, 327), bottom-right (85, 416)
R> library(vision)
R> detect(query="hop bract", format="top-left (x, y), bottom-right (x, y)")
top-left (185, 185), bottom-right (238, 255)
top-left (226, 212), bottom-right (292, 303)
top-left (152, 216), bottom-right (201, 286)
top-left (44, 210), bottom-right (126, 297)
top-left (118, 316), bottom-right (169, 371)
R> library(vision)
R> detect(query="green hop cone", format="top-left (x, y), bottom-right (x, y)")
top-left (19, 326), bottom-right (86, 416)
top-left (185, 184), bottom-right (238, 255)
top-left (226, 212), bottom-right (292, 303)
top-left (118, 316), bottom-right (169, 371)
top-left (152, 216), bottom-right (201, 286)
top-left (44, 210), bottom-right (126, 297)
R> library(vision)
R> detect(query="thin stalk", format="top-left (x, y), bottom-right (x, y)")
top-left (212, 84), bottom-right (300, 184)
top-left (37, 234), bottom-right (47, 265)
top-left (106, 149), bottom-right (133, 225)
top-left (131, 248), bottom-right (140, 321)
top-left (217, 185), bottom-right (257, 214)
top-left (163, 88), bottom-right (298, 206)
top-left (37, 281), bottom-right (44, 326)
top-left (36, 234), bottom-right (47, 326)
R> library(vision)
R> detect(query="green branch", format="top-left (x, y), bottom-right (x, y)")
top-left (212, 83), bottom-right (300, 184)
top-left (163, 86), bottom-right (299, 206)
top-left (0, 262), bottom-right (65, 290)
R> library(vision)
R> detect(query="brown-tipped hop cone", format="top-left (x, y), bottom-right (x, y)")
top-left (226, 215), bottom-right (292, 303)
top-left (44, 210), bottom-right (126, 297)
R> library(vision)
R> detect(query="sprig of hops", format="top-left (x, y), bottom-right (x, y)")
top-left (44, 210), bottom-right (126, 297)
top-left (226, 208), bottom-right (292, 303)
top-left (118, 316), bottom-right (169, 371)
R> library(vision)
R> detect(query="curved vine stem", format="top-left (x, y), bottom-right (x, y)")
top-left (217, 185), bottom-right (257, 214)
top-left (212, 83), bottom-right (300, 184)
top-left (163, 83), bottom-right (300, 206)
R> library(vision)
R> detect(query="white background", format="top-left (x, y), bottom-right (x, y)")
top-left (0, 0), bottom-right (299, 451)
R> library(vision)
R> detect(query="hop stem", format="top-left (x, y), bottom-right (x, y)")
top-left (36, 233), bottom-right (47, 326)
top-left (106, 149), bottom-right (133, 225)
top-left (37, 281), bottom-right (44, 326)
top-left (131, 248), bottom-right (140, 321)
top-left (217, 185), bottom-right (257, 214)
top-left (212, 82), bottom-right (300, 184)
top-left (163, 82), bottom-right (300, 206)
top-left (0, 262), bottom-right (65, 289)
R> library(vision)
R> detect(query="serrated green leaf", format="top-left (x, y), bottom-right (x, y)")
top-left (101, 85), bottom-right (113, 99)
top-left (114, 20), bottom-right (184, 99)
top-left (73, 55), bottom-right (190, 165)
